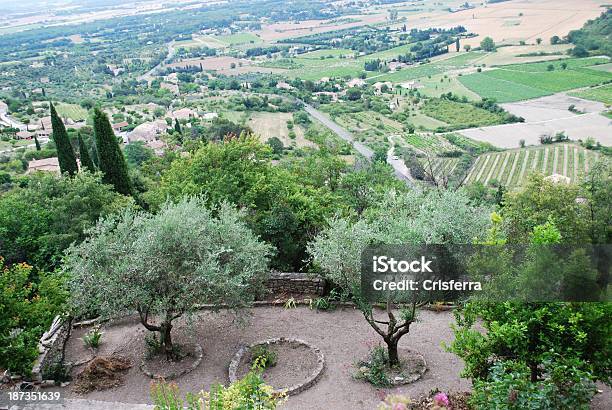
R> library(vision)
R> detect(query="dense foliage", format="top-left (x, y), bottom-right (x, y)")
top-left (64, 197), bottom-right (272, 357)
top-left (93, 108), bottom-right (133, 196)
top-left (309, 189), bottom-right (491, 366)
top-left (567, 10), bottom-right (611, 57)
top-left (0, 172), bottom-right (131, 270)
top-left (0, 259), bottom-right (67, 375)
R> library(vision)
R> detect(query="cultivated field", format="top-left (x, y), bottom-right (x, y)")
top-left (460, 93), bottom-right (611, 148)
top-left (213, 32), bottom-right (262, 46)
top-left (393, 0), bottom-right (608, 47)
top-left (459, 57), bottom-right (612, 103)
top-left (55, 102), bottom-right (88, 121)
top-left (465, 144), bottom-right (602, 188)
top-left (570, 84), bottom-right (612, 105)
top-left (247, 112), bottom-right (316, 149)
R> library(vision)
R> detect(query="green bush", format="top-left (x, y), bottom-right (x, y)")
top-left (355, 346), bottom-right (392, 387)
top-left (251, 345), bottom-right (278, 369)
top-left (0, 258), bottom-right (67, 376)
top-left (450, 301), bottom-right (611, 384)
top-left (82, 326), bottom-right (103, 349)
top-left (151, 365), bottom-right (285, 409)
top-left (471, 358), bottom-right (596, 410)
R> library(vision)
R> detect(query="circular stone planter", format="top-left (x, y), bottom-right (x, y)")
top-left (229, 338), bottom-right (325, 396)
top-left (140, 344), bottom-right (203, 380)
top-left (358, 349), bottom-right (426, 386)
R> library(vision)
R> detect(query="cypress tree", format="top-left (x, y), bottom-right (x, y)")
top-left (34, 134), bottom-right (41, 151)
top-left (77, 132), bottom-right (95, 171)
top-left (50, 102), bottom-right (78, 175)
top-left (174, 118), bottom-right (182, 134)
top-left (93, 107), bottom-right (132, 195)
top-left (91, 139), bottom-right (100, 168)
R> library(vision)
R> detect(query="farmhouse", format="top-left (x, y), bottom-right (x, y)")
top-left (27, 157), bottom-right (60, 174)
top-left (314, 91), bottom-right (339, 102)
top-left (160, 82), bottom-right (180, 95)
top-left (16, 131), bottom-right (33, 140)
top-left (373, 81), bottom-right (393, 94)
top-left (128, 119), bottom-right (169, 143)
top-left (545, 174), bottom-right (571, 184)
top-left (346, 78), bottom-right (366, 88)
top-left (400, 80), bottom-right (424, 90)
top-left (276, 81), bottom-right (294, 90)
top-left (112, 121), bottom-right (129, 132)
top-left (200, 112), bottom-right (218, 121)
top-left (388, 61), bottom-right (407, 72)
top-left (171, 108), bottom-right (198, 120)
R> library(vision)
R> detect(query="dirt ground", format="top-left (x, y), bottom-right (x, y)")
top-left (60, 308), bottom-right (470, 409)
top-left (460, 94), bottom-right (611, 148)
top-left (407, 0), bottom-right (607, 47)
top-left (248, 112), bottom-right (317, 149)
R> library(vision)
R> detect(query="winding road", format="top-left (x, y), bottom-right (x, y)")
top-left (138, 41), bottom-right (176, 84)
top-left (0, 101), bottom-right (27, 131)
top-left (302, 102), bottom-right (415, 187)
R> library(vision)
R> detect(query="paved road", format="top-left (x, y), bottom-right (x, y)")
top-left (0, 102), bottom-right (27, 131)
top-left (302, 102), bottom-right (374, 159)
top-left (302, 102), bottom-right (415, 187)
top-left (138, 41), bottom-right (176, 84)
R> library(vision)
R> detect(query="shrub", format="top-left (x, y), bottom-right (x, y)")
top-left (450, 301), bottom-right (611, 385)
top-left (251, 345), bottom-right (278, 369)
top-left (0, 258), bottom-right (67, 376)
top-left (82, 326), bottom-right (103, 349)
top-left (355, 346), bottom-right (392, 387)
top-left (470, 359), bottom-right (596, 410)
top-left (151, 365), bottom-right (285, 410)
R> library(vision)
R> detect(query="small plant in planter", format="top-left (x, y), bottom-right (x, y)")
top-left (82, 326), bottom-right (103, 350)
top-left (251, 345), bottom-right (277, 369)
top-left (355, 345), bottom-right (392, 387)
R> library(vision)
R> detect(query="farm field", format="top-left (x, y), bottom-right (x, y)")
top-left (417, 74), bottom-right (481, 100)
top-left (371, 52), bottom-right (485, 83)
top-left (213, 32), bottom-right (262, 46)
top-left (298, 48), bottom-right (355, 59)
top-left (420, 98), bottom-right (510, 129)
top-left (55, 103), bottom-right (88, 121)
top-left (333, 110), bottom-right (405, 147)
top-left (459, 57), bottom-right (612, 102)
top-left (570, 84), bottom-right (612, 105)
top-left (465, 144), bottom-right (602, 188)
top-left (247, 112), bottom-right (316, 149)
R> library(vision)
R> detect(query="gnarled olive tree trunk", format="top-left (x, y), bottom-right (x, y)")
top-left (362, 300), bottom-right (417, 367)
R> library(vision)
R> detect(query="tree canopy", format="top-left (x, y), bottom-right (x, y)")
top-left (0, 172), bottom-right (132, 270)
top-left (65, 197), bottom-right (272, 358)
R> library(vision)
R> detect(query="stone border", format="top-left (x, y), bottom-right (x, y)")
top-left (228, 338), bottom-right (325, 396)
top-left (140, 344), bottom-right (203, 380)
top-left (389, 350), bottom-right (427, 386)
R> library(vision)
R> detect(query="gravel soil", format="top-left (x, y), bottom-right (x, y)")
top-left (236, 342), bottom-right (319, 390)
top-left (58, 306), bottom-right (611, 409)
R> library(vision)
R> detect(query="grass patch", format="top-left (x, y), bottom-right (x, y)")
top-left (421, 99), bottom-right (509, 129)
top-left (570, 84), bottom-right (612, 105)
top-left (459, 57), bottom-right (612, 102)
top-left (55, 103), bottom-right (88, 122)
top-left (214, 32), bottom-right (262, 46)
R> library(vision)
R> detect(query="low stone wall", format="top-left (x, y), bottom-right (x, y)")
top-left (31, 316), bottom-right (71, 383)
top-left (228, 338), bottom-right (325, 396)
top-left (265, 272), bottom-right (325, 296)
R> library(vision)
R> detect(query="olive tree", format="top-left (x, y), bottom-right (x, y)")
top-left (308, 189), bottom-right (490, 366)
top-left (64, 197), bottom-right (273, 360)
